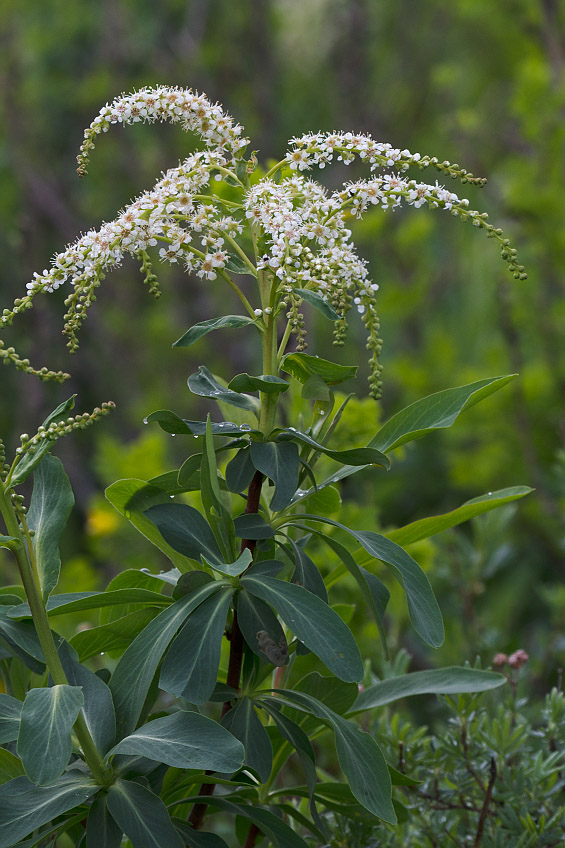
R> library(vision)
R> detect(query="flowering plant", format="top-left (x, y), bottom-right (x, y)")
top-left (0, 87), bottom-right (530, 847)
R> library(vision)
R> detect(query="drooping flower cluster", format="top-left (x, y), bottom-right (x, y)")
top-left (0, 86), bottom-right (525, 397)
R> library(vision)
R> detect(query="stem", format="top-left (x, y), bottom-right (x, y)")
top-left (0, 486), bottom-right (111, 786)
top-left (243, 824), bottom-right (261, 848)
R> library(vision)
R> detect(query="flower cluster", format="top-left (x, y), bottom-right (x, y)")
top-left (77, 86), bottom-right (249, 176)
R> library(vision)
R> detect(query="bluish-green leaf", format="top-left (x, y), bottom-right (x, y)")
top-left (188, 366), bottom-right (260, 414)
top-left (222, 697), bottom-right (272, 781)
top-left (86, 797), bottom-right (123, 848)
top-left (278, 428), bottom-right (390, 469)
top-left (27, 455), bottom-right (74, 599)
top-left (8, 589), bottom-right (169, 619)
top-left (106, 479), bottom-right (195, 570)
top-left (295, 288), bottom-right (340, 320)
top-left (236, 591), bottom-right (288, 665)
top-left (8, 396), bottom-right (76, 489)
top-left (281, 353), bottom-right (357, 386)
top-left (370, 375), bottom-right (517, 452)
top-left (183, 797), bottom-right (309, 848)
top-left (0, 774), bottom-right (98, 848)
top-left (106, 779), bottom-right (184, 848)
top-left (352, 667), bottom-right (507, 713)
top-left (58, 641), bottom-right (116, 755)
top-left (109, 711), bottom-right (244, 772)
top-left (250, 441), bottom-right (299, 511)
top-left (233, 512), bottom-right (275, 540)
top-left (0, 749), bottom-right (25, 785)
top-left (289, 538), bottom-right (328, 602)
top-left (200, 416), bottom-right (235, 561)
top-left (173, 315), bottom-right (255, 348)
top-left (0, 693), bottom-right (23, 743)
top-left (225, 447), bottom-right (256, 493)
top-left (202, 548), bottom-right (253, 576)
top-left (17, 685), bottom-right (84, 784)
top-left (229, 373), bottom-right (290, 394)
top-left (0, 609), bottom-right (45, 673)
top-left (110, 583), bottom-right (225, 739)
top-left (145, 502), bottom-right (223, 565)
top-left (159, 588), bottom-right (232, 704)
top-left (273, 689), bottom-right (395, 823)
top-left (240, 575), bottom-right (363, 682)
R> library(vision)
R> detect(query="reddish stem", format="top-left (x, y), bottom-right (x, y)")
top-left (187, 471), bottom-right (264, 833)
top-left (243, 823), bottom-right (261, 848)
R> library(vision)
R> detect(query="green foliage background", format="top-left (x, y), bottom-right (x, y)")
top-left (0, 0), bottom-right (563, 691)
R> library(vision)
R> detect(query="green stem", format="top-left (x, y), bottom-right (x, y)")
top-left (0, 485), bottom-right (112, 786)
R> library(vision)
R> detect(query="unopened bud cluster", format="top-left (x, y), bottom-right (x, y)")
top-left (0, 339), bottom-right (69, 383)
top-left (0, 85), bottom-right (526, 399)
top-left (15, 403), bottom-right (116, 457)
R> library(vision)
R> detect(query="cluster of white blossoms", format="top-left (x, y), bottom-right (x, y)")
top-left (0, 86), bottom-right (525, 394)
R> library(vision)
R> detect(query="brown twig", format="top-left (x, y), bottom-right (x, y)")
top-left (473, 757), bottom-right (496, 848)
top-left (243, 823), bottom-right (261, 848)
top-left (187, 471), bottom-right (264, 833)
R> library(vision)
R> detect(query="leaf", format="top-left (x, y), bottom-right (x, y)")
top-left (26, 455), bottom-right (74, 599)
top-left (240, 575), bottom-right (363, 682)
top-left (8, 589), bottom-right (169, 619)
top-left (281, 353), bottom-right (357, 386)
top-left (8, 396), bottom-right (76, 489)
top-left (233, 512), bottom-right (275, 540)
top-left (106, 779), bottom-right (184, 848)
top-left (294, 288), bottom-right (340, 320)
top-left (144, 502), bottom-right (223, 566)
top-left (300, 374), bottom-right (332, 401)
top-left (200, 416), bottom-right (235, 561)
top-left (109, 711), bottom-right (244, 772)
top-left (288, 538), bottom-right (327, 602)
top-left (225, 254), bottom-right (254, 274)
top-left (0, 536), bottom-right (18, 550)
top-left (228, 373), bottom-right (290, 394)
top-left (290, 516), bottom-right (444, 648)
top-left (99, 568), bottom-right (167, 627)
top-left (236, 591), bottom-right (288, 665)
top-left (0, 609), bottom-right (45, 673)
top-left (250, 441), bottom-right (299, 511)
top-left (58, 641), bottom-right (116, 756)
top-left (109, 582), bottom-right (225, 740)
top-left (222, 697), bottom-right (273, 782)
top-left (0, 774), bottom-right (98, 848)
top-left (86, 797), bottom-right (123, 848)
top-left (294, 671), bottom-right (359, 716)
top-left (278, 427), bottom-right (390, 470)
top-left (352, 667), bottom-right (507, 713)
top-left (174, 822), bottom-right (230, 848)
top-left (183, 797), bottom-right (309, 848)
top-left (188, 366), bottom-right (260, 414)
top-left (202, 548), bottom-right (253, 576)
top-left (0, 693), bottom-right (23, 744)
top-left (370, 375), bottom-right (517, 452)
top-left (172, 315), bottom-right (255, 348)
top-left (225, 447), bottom-right (256, 493)
top-left (0, 749), bottom-right (25, 785)
top-left (386, 486), bottom-right (534, 547)
top-left (274, 689), bottom-right (395, 823)
top-left (159, 588), bottom-right (233, 704)
top-left (106, 479), bottom-right (195, 570)
top-left (172, 571), bottom-right (214, 600)
top-left (17, 685), bottom-right (84, 784)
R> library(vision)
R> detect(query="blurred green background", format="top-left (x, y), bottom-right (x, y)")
top-left (0, 0), bottom-right (563, 690)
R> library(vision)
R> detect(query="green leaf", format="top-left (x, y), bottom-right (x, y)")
top-left (0, 749), bottom-right (25, 785)
top-left (106, 779), bottom-right (184, 848)
top-left (106, 479), bottom-right (195, 570)
top-left (99, 568), bottom-right (167, 626)
top-left (294, 288), bottom-right (340, 320)
top-left (250, 441), bottom-right (299, 511)
top-left (386, 486), bottom-right (534, 547)
top-left (183, 798), bottom-right (309, 848)
top-left (278, 427), bottom-right (390, 470)
top-left (86, 797), bottom-right (123, 848)
top-left (271, 690), bottom-right (395, 823)
top-left (0, 536), bottom-right (18, 550)
top-left (200, 416), bottom-right (235, 561)
top-left (300, 374), bottom-right (332, 401)
top-left (288, 538), bottom-right (327, 602)
top-left (8, 589), bottom-right (169, 619)
top-left (0, 774), bottom-right (98, 848)
top-left (172, 315), bottom-right (255, 348)
top-left (236, 591), bottom-right (288, 665)
top-left (352, 667), bottom-right (507, 713)
top-left (225, 447), bottom-right (256, 493)
top-left (229, 373), bottom-right (290, 394)
top-left (58, 641), bottom-right (116, 756)
top-left (8, 396), bottom-right (76, 489)
top-left (0, 693), bottom-right (23, 743)
top-left (110, 583), bottom-right (225, 739)
top-left (159, 588), bottom-right (233, 704)
top-left (172, 571), bottom-right (214, 600)
top-left (17, 685), bottom-right (84, 784)
top-left (27, 455), bottom-right (74, 599)
top-left (145, 502), bottom-right (223, 566)
top-left (370, 375), bottom-right (517, 452)
top-left (109, 711), bottom-right (244, 772)
top-left (240, 575), bottom-right (363, 682)
top-left (289, 516), bottom-right (444, 648)
top-left (188, 366), bottom-right (260, 414)
top-left (225, 254), bottom-right (254, 274)
top-left (173, 823), bottom-right (230, 848)
top-left (0, 609), bottom-right (45, 673)
top-left (281, 352), bottom-right (357, 386)
top-left (222, 697), bottom-right (273, 781)
top-left (294, 672), bottom-right (360, 716)
top-left (233, 512), bottom-right (275, 540)
top-left (201, 548), bottom-right (253, 576)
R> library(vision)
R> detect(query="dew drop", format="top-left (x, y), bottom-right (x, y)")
top-left (240, 424), bottom-right (251, 431)
top-left (100, 652), bottom-right (105, 656)
top-left (171, 433), bottom-right (176, 437)
top-left (488, 491), bottom-right (492, 496)
top-left (170, 495), bottom-right (175, 499)
top-left (143, 417), bottom-right (148, 425)
top-left (193, 434), bottom-right (199, 439)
